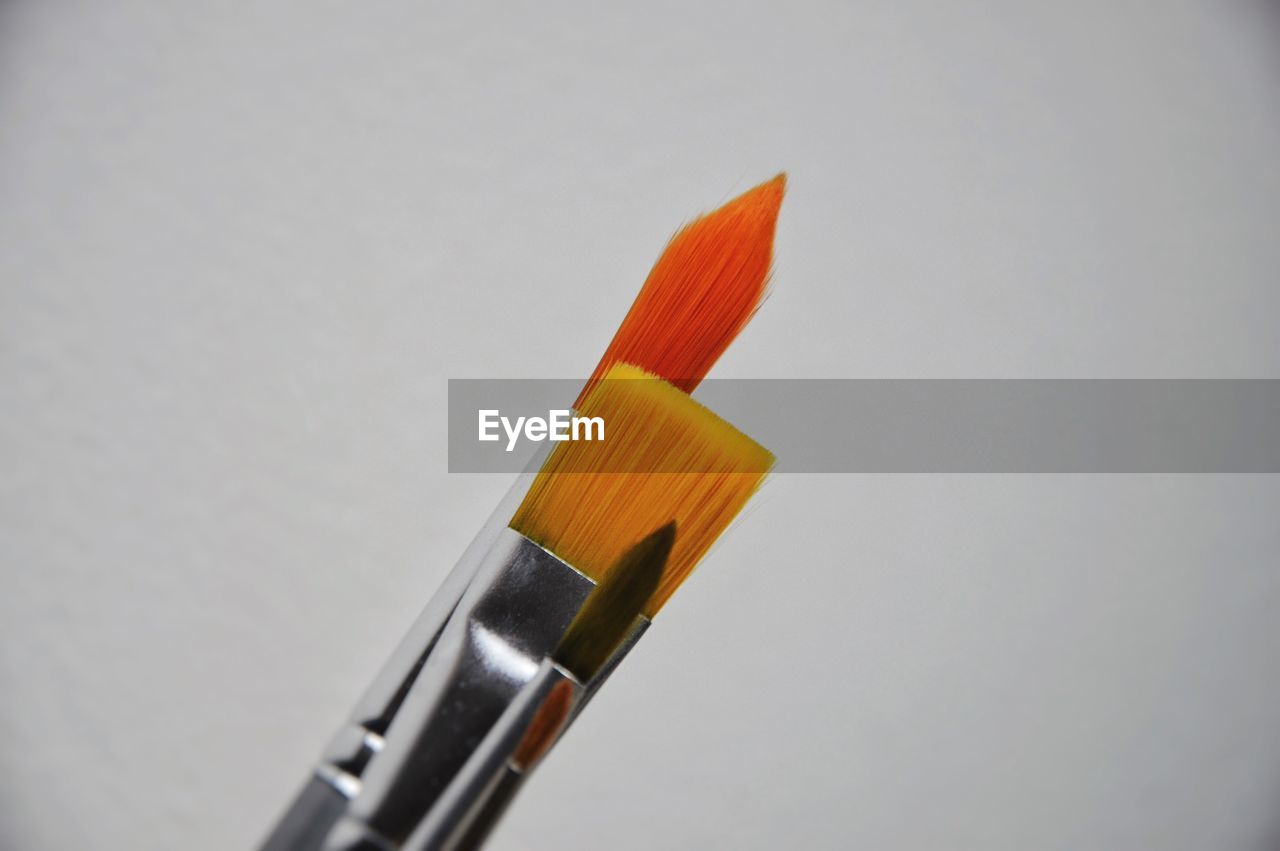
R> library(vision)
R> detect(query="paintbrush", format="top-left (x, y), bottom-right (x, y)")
top-left (303, 365), bottom-right (772, 849)
top-left (261, 176), bottom-right (784, 850)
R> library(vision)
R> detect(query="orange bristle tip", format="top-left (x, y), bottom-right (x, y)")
top-left (578, 174), bottom-right (786, 406)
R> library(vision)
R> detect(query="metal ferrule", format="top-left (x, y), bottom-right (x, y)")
top-left (333, 466), bottom-right (547, 744)
top-left (263, 491), bottom-right (652, 851)
top-left (410, 659), bottom-right (580, 850)
top-left (318, 528), bottom-right (592, 849)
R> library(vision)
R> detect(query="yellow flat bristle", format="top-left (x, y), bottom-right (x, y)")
top-left (510, 364), bottom-right (773, 615)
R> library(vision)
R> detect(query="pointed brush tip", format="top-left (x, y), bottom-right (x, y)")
top-left (648, 520), bottom-right (677, 553)
top-left (713, 172), bottom-right (785, 229)
top-left (629, 521), bottom-right (676, 604)
top-left (710, 173), bottom-right (787, 219)
top-left (575, 172), bottom-right (787, 402)
top-left (746, 172), bottom-right (787, 205)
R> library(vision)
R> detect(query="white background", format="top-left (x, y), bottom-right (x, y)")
top-left (3, 2), bottom-right (1279, 848)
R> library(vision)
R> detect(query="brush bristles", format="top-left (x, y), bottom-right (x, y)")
top-left (511, 364), bottom-right (773, 615)
top-left (578, 174), bottom-right (785, 406)
top-left (554, 522), bottom-right (674, 680)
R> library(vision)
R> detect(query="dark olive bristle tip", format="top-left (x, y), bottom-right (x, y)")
top-left (648, 522), bottom-right (677, 558)
top-left (554, 523), bottom-right (676, 681)
top-left (629, 522), bottom-right (677, 576)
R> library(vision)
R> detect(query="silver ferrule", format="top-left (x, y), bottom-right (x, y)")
top-left (410, 659), bottom-right (580, 851)
top-left (264, 469), bottom-right (654, 851)
top-left (335, 465), bottom-right (547, 740)
top-left (318, 528), bottom-right (594, 849)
